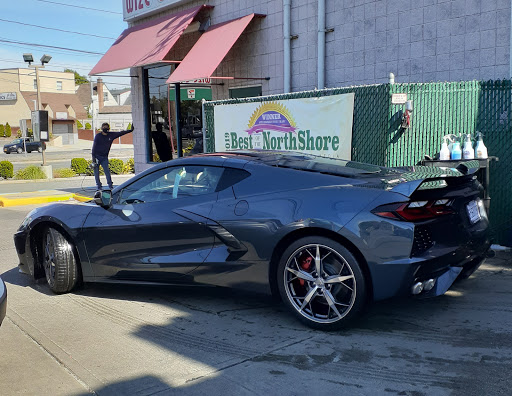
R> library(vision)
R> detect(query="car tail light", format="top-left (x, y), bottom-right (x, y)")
top-left (372, 200), bottom-right (453, 222)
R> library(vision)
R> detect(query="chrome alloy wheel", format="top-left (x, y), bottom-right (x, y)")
top-left (283, 244), bottom-right (356, 324)
top-left (43, 231), bottom-right (57, 289)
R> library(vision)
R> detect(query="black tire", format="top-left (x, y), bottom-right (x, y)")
top-left (42, 227), bottom-right (79, 293)
top-left (27, 150), bottom-right (32, 153)
top-left (277, 236), bottom-right (367, 330)
top-left (17, 147), bottom-right (23, 154)
top-left (37, 146), bottom-right (42, 153)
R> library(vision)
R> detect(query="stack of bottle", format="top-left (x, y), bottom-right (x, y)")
top-left (439, 132), bottom-right (488, 160)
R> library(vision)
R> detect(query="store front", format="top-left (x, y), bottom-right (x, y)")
top-left (90, 2), bottom-right (268, 172)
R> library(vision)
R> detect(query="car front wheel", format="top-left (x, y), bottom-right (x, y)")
top-left (277, 237), bottom-right (367, 330)
top-left (42, 227), bottom-right (79, 293)
top-left (17, 147), bottom-right (23, 154)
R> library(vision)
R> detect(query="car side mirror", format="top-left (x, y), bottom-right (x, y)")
top-left (94, 190), bottom-right (112, 208)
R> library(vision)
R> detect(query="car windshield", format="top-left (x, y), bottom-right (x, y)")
top-left (11, 139), bottom-right (22, 144)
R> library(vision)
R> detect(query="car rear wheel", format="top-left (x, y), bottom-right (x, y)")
top-left (277, 237), bottom-right (366, 330)
top-left (43, 227), bottom-right (79, 293)
top-left (37, 146), bottom-right (42, 153)
top-left (17, 147), bottom-right (22, 154)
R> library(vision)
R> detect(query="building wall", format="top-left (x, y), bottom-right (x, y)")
top-left (0, 69), bottom-right (32, 128)
top-left (129, 0), bottom-right (512, 172)
top-left (18, 69), bottom-right (75, 94)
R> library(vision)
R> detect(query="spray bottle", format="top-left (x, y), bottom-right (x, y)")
top-left (439, 136), bottom-right (451, 160)
top-left (462, 134), bottom-right (475, 159)
top-left (475, 132), bottom-right (488, 159)
top-left (450, 136), bottom-right (462, 160)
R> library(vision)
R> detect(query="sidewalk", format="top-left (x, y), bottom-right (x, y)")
top-left (0, 175), bottom-right (134, 207)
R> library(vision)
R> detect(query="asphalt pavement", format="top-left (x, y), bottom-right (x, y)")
top-left (0, 138), bottom-right (135, 206)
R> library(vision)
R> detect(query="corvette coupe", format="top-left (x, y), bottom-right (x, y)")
top-left (14, 151), bottom-right (491, 329)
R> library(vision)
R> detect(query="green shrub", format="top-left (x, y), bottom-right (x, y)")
top-left (77, 120), bottom-right (83, 129)
top-left (85, 122), bottom-right (92, 129)
top-left (71, 158), bottom-right (88, 175)
top-left (27, 129), bottom-right (33, 138)
top-left (0, 124), bottom-right (4, 137)
top-left (16, 130), bottom-right (22, 138)
top-left (53, 168), bottom-right (76, 178)
top-left (127, 123), bottom-right (132, 130)
top-left (109, 158), bottom-right (124, 175)
top-left (0, 161), bottom-right (13, 179)
top-left (5, 123), bottom-right (11, 138)
top-left (123, 158), bottom-right (135, 174)
top-left (85, 160), bottom-right (104, 176)
top-left (15, 165), bottom-right (46, 180)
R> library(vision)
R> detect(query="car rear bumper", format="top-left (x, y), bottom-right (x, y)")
top-left (0, 278), bottom-right (6, 326)
top-left (370, 232), bottom-right (490, 301)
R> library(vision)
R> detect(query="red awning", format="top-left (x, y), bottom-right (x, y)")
top-left (167, 13), bottom-right (261, 83)
top-left (89, 5), bottom-right (209, 75)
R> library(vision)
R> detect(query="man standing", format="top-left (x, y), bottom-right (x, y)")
top-left (151, 122), bottom-right (172, 162)
top-left (92, 122), bottom-right (134, 190)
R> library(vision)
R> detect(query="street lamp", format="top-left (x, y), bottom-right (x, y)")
top-left (23, 53), bottom-right (51, 166)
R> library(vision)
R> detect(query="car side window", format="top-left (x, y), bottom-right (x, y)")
top-left (118, 166), bottom-right (224, 204)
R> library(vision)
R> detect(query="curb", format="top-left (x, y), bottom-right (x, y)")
top-left (0, 191), bottom-right (77, 207)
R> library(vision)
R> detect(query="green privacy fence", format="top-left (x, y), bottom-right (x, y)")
top-left (203, 81), bottom-right (510, 245)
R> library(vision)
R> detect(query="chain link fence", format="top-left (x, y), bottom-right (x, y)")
top-left (203, 81), bottom-right (511, 245)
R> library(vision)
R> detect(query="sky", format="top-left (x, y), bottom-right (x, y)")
top-left (0, 0), bottom-right (131, 90)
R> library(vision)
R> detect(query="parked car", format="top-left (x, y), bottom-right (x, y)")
top-left (3, 138), bottom-right (45, 154)
top-left (0, 277), bottom-right (6, 326)
top-left (14, 151), bottom-right (491, 330)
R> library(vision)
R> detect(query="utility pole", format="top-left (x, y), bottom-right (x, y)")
top-left (23, 53), bottom-right (51, 166)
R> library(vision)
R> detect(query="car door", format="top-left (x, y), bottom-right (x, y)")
top-left (82, 165), bottom-right (224, 283)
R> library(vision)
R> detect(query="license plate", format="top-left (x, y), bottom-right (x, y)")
top-left (466, 200), bottom-right (481, 224)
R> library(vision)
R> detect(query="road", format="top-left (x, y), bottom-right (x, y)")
top-left (0, 204), bottom-right (511, 395)
top-left (0, 147), bottom-right (134, 173)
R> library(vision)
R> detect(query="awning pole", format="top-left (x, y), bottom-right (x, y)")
top-left (167, 84), bottom-right (175, 155)
top-left (175, 83), bottom-right (183, 157)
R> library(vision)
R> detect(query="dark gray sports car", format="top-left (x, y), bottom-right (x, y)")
top-left (14, 151), bottom-right (491, 329)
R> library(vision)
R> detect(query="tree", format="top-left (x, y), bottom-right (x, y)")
top-left (5, 122), bottom-right (11, 137)
top-left (0, 124), bottom-right (4, 137)
top-left (64, 69), bottom-right (89, 85)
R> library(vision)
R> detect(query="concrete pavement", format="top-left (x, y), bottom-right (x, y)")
top-left (0, 203), bottom-right (511, 395)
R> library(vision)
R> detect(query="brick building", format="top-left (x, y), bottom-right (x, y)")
top-left (91, 0), bottom-right (512, 172)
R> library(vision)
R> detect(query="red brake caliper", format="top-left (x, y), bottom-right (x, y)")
top-left (299, 256), bottom-right (313, 287)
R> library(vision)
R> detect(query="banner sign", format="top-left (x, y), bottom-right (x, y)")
top-left (214, 93), bottom-right (355, 159)
top-left (123, 0), bottom-right (190, 21)
top-left (0, 92), bottom-right (16, 101)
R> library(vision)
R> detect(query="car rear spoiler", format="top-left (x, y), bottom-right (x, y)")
top-left (391, 160), bottom-right (480, 198)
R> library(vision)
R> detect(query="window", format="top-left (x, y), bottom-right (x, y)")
top-left (118, 165), bottom-right (224, 204)
top-left (103, 92), bottom-right (108, 102)
top-left (144, 64), bottom-right (172, 162)
top-left (33, 79), bottom-right (37, 89)
top-left (57, 81), bottom-right (62, 90)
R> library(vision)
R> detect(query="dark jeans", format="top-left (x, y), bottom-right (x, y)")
top-left (93, 156), bottom-right (112, 190)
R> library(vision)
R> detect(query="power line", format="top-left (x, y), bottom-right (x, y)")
top-left (0, 38), bottom-right (104, 55)
top-left (0, 18), bottom-right (117, 40)
top-left (34, 0), bottom-right (122, 15)
top-left (0, 41), bottom-right (100, 57)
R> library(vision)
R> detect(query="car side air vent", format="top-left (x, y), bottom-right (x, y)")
top-left (411, 226), bottom-right (434, 257)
